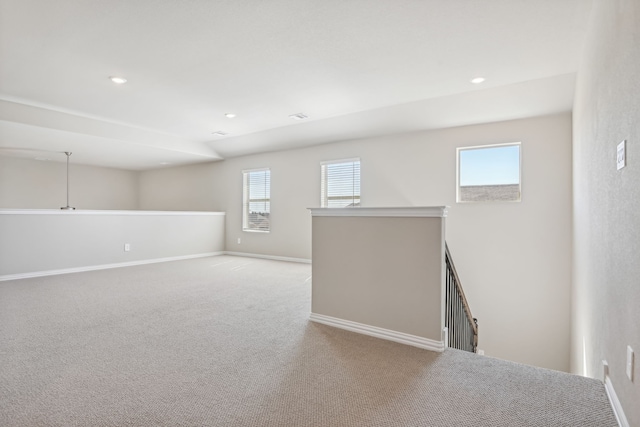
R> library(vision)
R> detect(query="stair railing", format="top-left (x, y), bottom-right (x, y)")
top-left (444, 243), bottom-right (478, 353)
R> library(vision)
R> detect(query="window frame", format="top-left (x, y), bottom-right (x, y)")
top-left (320, 158), bottom-right (361, 208)
top-left (242, 167), bottom-right (271, 232)
top-left (456, 142), bottom-right (522, 204)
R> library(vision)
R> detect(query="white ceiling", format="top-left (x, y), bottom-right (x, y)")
top-left (0, 0), bottom-right (592, 170)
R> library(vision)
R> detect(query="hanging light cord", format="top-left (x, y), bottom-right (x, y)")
top-left (61, 151), bottom-right (76, 210)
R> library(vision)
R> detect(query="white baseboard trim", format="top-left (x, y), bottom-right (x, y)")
top-left (604, 375), bottom-right (630, 427)
top-left (0, 252), bottom-right (225, 282)
top-left (310, 313), bottom-right (445, 352)
top-left (0, 251), bottom-right (309, 281)
top-left (224, 251), bottom-right (311, 264)
top-left (442, 326), bottom-right (449, 348)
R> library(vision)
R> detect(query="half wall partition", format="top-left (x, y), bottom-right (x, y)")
top-left (309, 207), bottom-right (447, 351)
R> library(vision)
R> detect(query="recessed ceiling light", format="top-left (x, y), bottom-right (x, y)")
top-left (224, 113), bottom-right (236, 119)
top-left (289, 113), bottom-right (309, 120)
top-left (109, 76), bottom-right (127, 84)
top-left (471, 77), bottom-right (485, 84)
top-left (212, 131), bottom-right (229, 136)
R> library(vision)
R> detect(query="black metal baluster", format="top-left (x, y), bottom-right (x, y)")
top-left (444, 243), bottom-right (478, 353)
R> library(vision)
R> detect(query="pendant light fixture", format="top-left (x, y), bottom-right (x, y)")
top-left (60, 151), bottom-right (75, 210)
top-left (0, 147), bottom-right (77, 210)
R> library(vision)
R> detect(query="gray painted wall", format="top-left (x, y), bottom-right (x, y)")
top-left (0, 211), bottom-right (225, 278)
top-left (138, 162), bottom-right (222, 212)
top-left (0, 156), bottom-right (138, 210)
top-left (311, 215), bottom-right (444, 340)
top-left (139, 113), bottom-right (573, 372)
top-left (572, 0), bottom-right (640, 424)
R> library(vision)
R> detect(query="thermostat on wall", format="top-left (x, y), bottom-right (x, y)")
top-left (617, 140), bottom-right (626, 170)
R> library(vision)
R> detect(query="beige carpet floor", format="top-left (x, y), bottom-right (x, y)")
top-left (0, 256), bottom-right (618, 426)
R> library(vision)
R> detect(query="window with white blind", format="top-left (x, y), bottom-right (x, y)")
top-left (321, 158), bottom-right (361, 208)
top-left (242, 168), bottom-right (270, 232)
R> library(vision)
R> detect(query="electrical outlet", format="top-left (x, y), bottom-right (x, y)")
top-left (124, 243), bottom-right (131, 252)
top-left (237, 238), bottom-right (241, 244)
top-left (627, 346), bottom-right (634, 381)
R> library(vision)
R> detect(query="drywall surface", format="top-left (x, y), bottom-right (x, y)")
top-left (138, 162), bottom-right (222, 212)
top-left (0, 210), bottom-right (225, 278)
top-left (139, 113), bottom-right (572, 372)
top-left (311, 215), bottom-right (443, 340)
top-left (572, 0), bottom-right (640, 424)
top-left (0, 156), bottom-right (138, 209)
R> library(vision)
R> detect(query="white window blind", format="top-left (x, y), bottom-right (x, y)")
top-left (242, 168), bottom-right (270, 231)
top-left (321, 159), bottom-right (360, 208)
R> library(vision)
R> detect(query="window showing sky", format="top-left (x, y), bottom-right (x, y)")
top-left (459, 144), bottom-right (520, 186)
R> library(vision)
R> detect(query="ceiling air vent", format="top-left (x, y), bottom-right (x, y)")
top-left (288, 113), bottom-right (309, 120)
